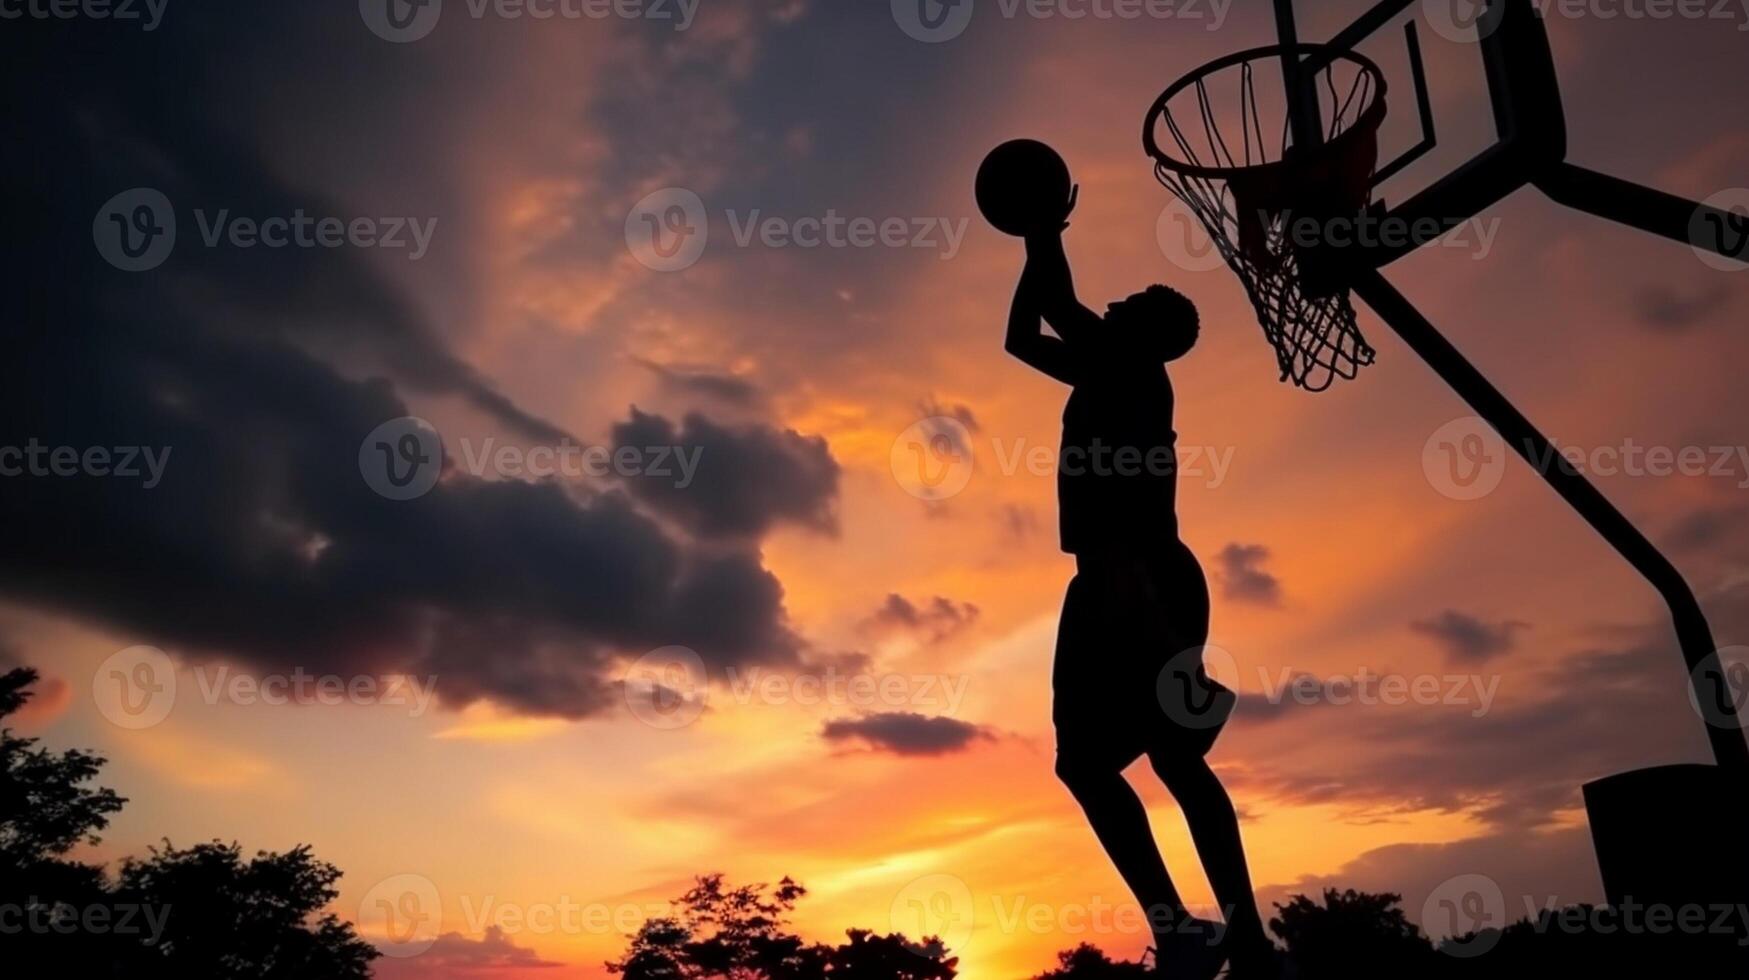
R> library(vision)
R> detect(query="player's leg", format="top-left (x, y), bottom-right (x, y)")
top-left (1149, 750), bottom-right (1271, 971)
top-left (1054, 750), bottom-right (1188, 928)
top-left (1052, 568), bottom-right (1193, 937)
top-left (1144, 543), bottom-right (1272, 973)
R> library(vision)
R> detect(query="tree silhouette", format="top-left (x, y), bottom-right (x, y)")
top-left (113, 839), bottom-right (381, 978)
top-left (0, 667), bottom-right (379, 978)
top-left (1030, 888), bottom-right (1749, 979)
top-left (826, 930), bottom-right (957, 980)
top-left (608, 874), bottom-right (957, 980)
top-left (1268, 889), bottom-right (1441, 979)
top-left (0, 667), bottom-right (125, 865)
top-left (1032, 943), bottom-right (1153, 979)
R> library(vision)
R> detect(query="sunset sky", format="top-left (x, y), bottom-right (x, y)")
top-left (5, 2), bottom-right (1749, 978)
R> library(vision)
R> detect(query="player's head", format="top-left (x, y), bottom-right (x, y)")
top-left (1106, 284), bottom-right (1200, 361)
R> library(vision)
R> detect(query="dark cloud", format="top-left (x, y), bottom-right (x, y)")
top-left (1229, 624), bottom-right (1718, 830)
top-left (1410, 611), bottom-right (1528, 664)
top-left (918, 399), bottom-right (980, 433)
top-left (1666, 506), bottom-right (1749, 553)
top-left (1233, 674), bottom-right (1325, 726)
top-left (1215, 544), bottom-right (1282, 606)
top-left (859, 594), bottom-right (980, 647)
top-left (997, 504), bottom-right (1042, 542)
top-left (821, 712), bottom-right (993, 757)
top-left (374, 927), bottom-right (561, 976)
top-left (7, 18), bottom-right (570, 448)
top-left (633, 357), bottom-right (763, 408)
top-left (612, 408), bottom-right (840, 539)
top-left (1633, 283), bottom-right (1731, 332)
top-left (0, 25), bottom-right (808, 721)
top-left (0, 314), bottom-right (802, 718)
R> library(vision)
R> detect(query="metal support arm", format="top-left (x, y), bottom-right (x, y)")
top-left (1350, 268), bottom-right (1749, 779)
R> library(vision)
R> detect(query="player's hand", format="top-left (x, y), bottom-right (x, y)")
top-left (1058, 184), bottom-right (1079, 230)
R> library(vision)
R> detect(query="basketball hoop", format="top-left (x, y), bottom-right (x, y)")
top-left (1145, 44), bottom-right (1387, 391)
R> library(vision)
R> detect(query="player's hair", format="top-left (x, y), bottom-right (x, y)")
top-left (1135, 284), bottom-right (1199, 333)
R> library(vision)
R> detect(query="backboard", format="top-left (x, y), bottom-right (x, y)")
top-left (1272, 0), bottom-right (1566, 266)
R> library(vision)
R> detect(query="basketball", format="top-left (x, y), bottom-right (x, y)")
top-left (976, 139), bottom-right (1072, 237)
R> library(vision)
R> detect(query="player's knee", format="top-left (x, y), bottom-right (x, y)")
top-left (1055, 754), bottom-right (1119, 797)
top-left (1150, 752), bottom-right (1219, 800)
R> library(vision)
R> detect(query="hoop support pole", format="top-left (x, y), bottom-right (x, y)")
top-left (1537, 162), bottom-right (1747, 260)
top-left (1350, 268), bottom-right (1749, 780)
top-left (1273, 0), bottom-right (1323, 152)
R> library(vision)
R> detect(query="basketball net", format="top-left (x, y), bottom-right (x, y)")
top-left (1149, 51), bottom-right (1384, 392)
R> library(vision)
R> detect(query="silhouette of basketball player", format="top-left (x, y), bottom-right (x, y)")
top-left (983, 142), bottom-right (1273, 979)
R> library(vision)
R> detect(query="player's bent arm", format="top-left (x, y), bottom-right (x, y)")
top-left (1023, 231), bottom-right (1102, 344)
top-left (1005, 278), bottom-right (1076, 385)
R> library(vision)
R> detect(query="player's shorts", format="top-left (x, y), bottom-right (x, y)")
top-left (1052, 539), bottom-right (1232, 771)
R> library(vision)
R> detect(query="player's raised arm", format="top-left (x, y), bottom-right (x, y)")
top-left (1022, 219), bottom-right (1101, 345)
top-left (977, 140), bottom-right (1102, 346)
top-left (1005, 274), bottom-right (1075, 385)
